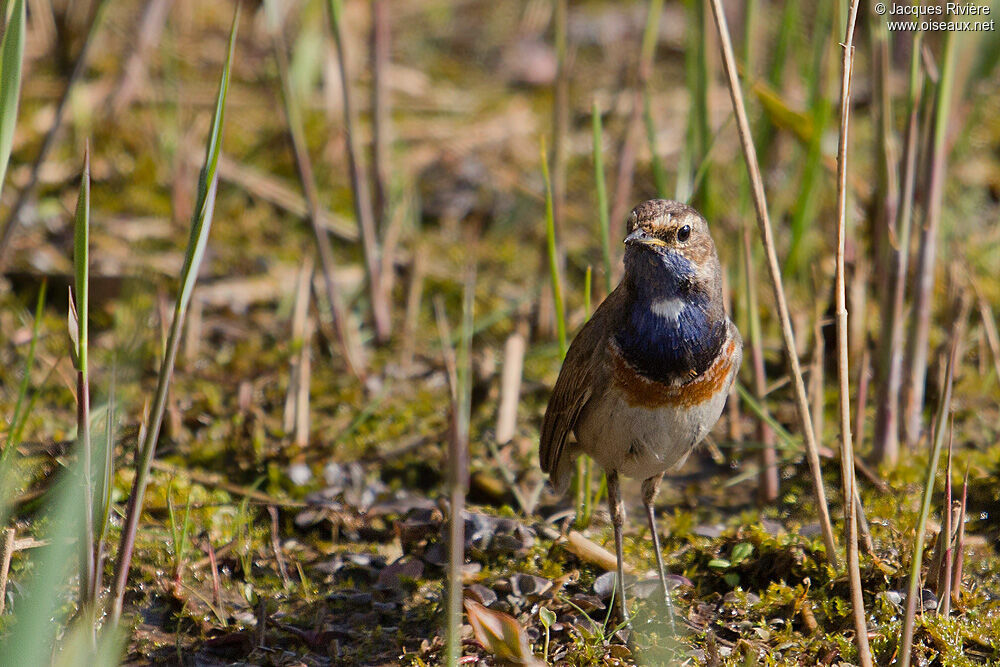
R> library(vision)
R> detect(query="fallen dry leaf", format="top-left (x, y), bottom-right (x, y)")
top-left (464, 598), bottom-right (546, 666)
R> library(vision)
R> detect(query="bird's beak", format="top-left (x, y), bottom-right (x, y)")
top-left (624, 228), bottom-right (667, 248)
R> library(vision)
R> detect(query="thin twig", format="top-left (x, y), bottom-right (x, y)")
top-left (707, 0), bottom-right (838, 566)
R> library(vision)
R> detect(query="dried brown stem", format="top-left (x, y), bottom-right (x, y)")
top-left (272, 23), bottom-right (367, 379)
top-left (0, 528), bottom-right (14, 615)
top-left (328, 0), bottom-right (391, 344)
top-left (952, 465), bottom-right (968, 603)
top-left (832, 4), bottom-right (871, 663)
top-left (708, 0), bottom-right (838, 566)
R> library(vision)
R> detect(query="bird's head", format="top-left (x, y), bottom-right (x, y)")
top-left (622, 199), bottom-right (722, 303)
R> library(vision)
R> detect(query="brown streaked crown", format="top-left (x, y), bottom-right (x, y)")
top-left (625, 199), bottom-right (719, 280)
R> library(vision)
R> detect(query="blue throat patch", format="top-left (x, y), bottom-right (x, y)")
top-left (617, 249), bottom-right (725, 383)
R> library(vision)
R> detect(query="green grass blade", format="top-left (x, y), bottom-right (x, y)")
top-left (0, 449), bottom-right (104, 664)
top-left (540, 138), bottom-right (566, 359)
top-left (111, 6), bottom-right (239, 624)
top-left (97, 366), bottom-right (116, 546)
top-left (74, 147), bottom-right (91, 373)
top-left (900, 343), bottom-right (957, 666)
top-left (0, 0), bottom-right (26, 196)
top-left (591, 101), bottom-right (612, 295)
top-left (72, 145), bottom-right (96, 610)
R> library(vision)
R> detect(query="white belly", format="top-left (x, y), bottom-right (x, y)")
top-left (573, 368), bottom-right (733, 481)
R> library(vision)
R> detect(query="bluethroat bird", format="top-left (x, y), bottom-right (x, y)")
top-left (540, 199), bottom-right (742, 622)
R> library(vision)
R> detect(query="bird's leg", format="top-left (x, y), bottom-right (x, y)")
top-left (606, 470), bottom-right (629, 625)
top-left (642, 473), bottom-right (677, 633)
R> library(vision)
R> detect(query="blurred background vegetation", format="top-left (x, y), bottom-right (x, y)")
top-left (0, 0), bottom-right (999, 664)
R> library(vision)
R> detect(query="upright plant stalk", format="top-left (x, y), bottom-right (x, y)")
top-left (785, 3), bottom-right (834, 274)
top-left (93, 366), bottom-right (117, 603)
top-left (327, 0), bottom-right (390, 344)
top-left (707, 0), bottom-right (838, 566)
top-left (869, 2), bottom-right (898, 298)
top-left (873, 33), bottom-right (924, 465)
top-left (592, 101), bottom-right (613, 296)
top-left (741, 227), bottom-right (778, 502)
top-left (370, 0), bottom-right (390, 231)
top-left (900, 338), bottom-right (959, 667)
top-left (110, 10), bottom-right (239, 624)
top-left (902, 19), bottom-right (957, 448)
top-left (609, 0), bottom-right (663, 237)
top-left (435, 275), bottom-right (474, 667)
top-left (576, 267), bottom-right (595, 529)
top-left (737, 0), bottom-right (777, 503)
top-left (687, 0), bottom-right (713, 219)
top-left (541, 139), bottom-right (566, 358)
top-left (832, 4), bottom-right (871, 664)
top-left (269, 2), bottom-right (366, 379)
top-left (70, 147), bottom-right (96, 612)
top-left (551, 0), bottom-right (568, 245)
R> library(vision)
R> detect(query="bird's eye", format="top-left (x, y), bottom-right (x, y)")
top-left (677, 224), bottom-right (691, 243)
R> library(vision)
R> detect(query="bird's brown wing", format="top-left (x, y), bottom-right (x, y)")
top-left (539, 285), bottom-right (626, 483)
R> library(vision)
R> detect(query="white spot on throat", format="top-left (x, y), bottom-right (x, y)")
top-left (650, 296), bottom-right (686, 321)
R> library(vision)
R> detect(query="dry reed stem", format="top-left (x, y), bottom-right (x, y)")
top-left (976, 296), bottom-right (1000, 383)
top-left (272, 22), bottom-right (367, 379)
top-left (939, 435), bottom-right (954, 616)
top-left (285, 257), bottom-right (314, 447)
top-left (268, 506), bottom-right (290, 589)
top-left (832, 4), bottom-right (871, 663)
top-left (328, 0), bottom-right (391, 344)
top-left (952, 466), bottom-right (968, 603)
top-left (707, 0), bottom-right (838, 566)
top-left (810, 305), bottom-right (826, 450)
top-left (496, 328), bottom-right (526, 445)
top-left (0, 527), bottom-right (14, 615)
